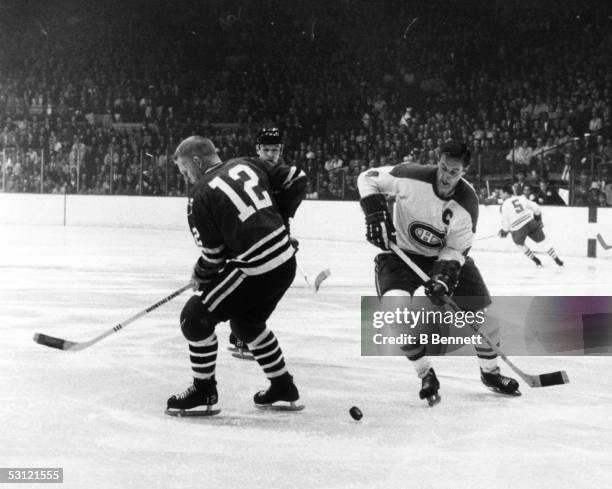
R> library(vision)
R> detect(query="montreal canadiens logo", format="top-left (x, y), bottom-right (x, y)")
top-left (409, 222), bottom-right (445, 248)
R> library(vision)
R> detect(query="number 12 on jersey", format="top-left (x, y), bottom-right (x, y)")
top-left (209, 164), bottom-right (273, 221)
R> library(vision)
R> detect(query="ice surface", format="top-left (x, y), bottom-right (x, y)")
top-left (1, 224), bottom-right (611, 489)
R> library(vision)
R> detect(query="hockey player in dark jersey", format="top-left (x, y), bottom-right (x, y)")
top-left (357, 140), bottom-right (520, 405)
top-left (228, 127), bottom-right (288, 357)
top-left (166, 135), bottom-right (307, 416)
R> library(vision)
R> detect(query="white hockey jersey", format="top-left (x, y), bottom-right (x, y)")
top-left (357, 165), bottom-right (479, 265)
top-left (500, 195), bottom-right (541, 232)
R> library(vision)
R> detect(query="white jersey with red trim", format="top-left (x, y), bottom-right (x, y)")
top-left (500, 195), bottom-right (541, 232)
top-left (357, 164), bottom-right (479, 265)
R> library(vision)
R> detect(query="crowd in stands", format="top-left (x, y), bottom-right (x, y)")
top-left (1, 0), bottom-right (611, 205)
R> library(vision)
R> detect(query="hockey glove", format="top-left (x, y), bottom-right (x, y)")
top-left (192, 257), bottom-right (217, 291)
top-left (424, 260), bottom-right (461, 307)
top-left (360, 194), bottom-right (396, 250)
top-left (498, 229), bottom-right (509, 238)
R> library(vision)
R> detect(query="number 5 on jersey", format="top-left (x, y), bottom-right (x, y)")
top-left (209, 164), bottom-right (273, 221)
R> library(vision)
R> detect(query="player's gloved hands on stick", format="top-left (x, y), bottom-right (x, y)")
top-left (192, 257), bottom-right (216, 291)
top-left (498, 229), bottom-right (508, 238)
top-left (424, 260), bottom-right (460, 307)
top-left (360, 194), bottom-right (396, 251)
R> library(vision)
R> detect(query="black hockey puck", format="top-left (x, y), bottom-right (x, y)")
top-left (349, 406), bottom-right (363, 421)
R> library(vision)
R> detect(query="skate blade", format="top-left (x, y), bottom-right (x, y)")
top-left (231, 351), bottom-right (254, 361)
top-left (165, 407), bottom-right (221, 417)
top-left (426, 394), bottom-right (441, 407)
top-left (254, 402), bottom-right (305, 412)
top-left (484, 386), bottom-right (522, 397)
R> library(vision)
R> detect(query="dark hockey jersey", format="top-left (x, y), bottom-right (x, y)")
top-left (188, 157), bottom-right (306, 276)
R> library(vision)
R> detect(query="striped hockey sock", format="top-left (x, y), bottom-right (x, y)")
top-left (523, 247), bottom-right (535, 260)
top-left (547, 248), bottom-right (559, 259)
top-left (248, 329), bottom-right (288, 379)
top-left (188, 333), bottom-right (218, 380)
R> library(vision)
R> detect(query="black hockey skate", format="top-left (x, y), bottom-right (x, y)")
top-left (533, 257), bottom-right (543, 267)
top-left (481, 368), bottom-right (521, 396)
top-left (419, 368), bottom-right (441, 407)
top-left (228, 333), bottom-right (253, 360)
top-left (554, 257), bottom-right (564, 267)
top-left (165, 378), bottom-right (221, 417)
top-left (254, 373), bottom-right (304, 411)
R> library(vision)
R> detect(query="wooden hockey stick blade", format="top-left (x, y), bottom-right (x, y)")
top-left (597, 233), bottom-right (612, 250)
top-left (314, 268), bottom-right (331, 291)
top-left (33, 333), bottom-right (77, 351)
top-left (33, 282), bottom-right (192, 352)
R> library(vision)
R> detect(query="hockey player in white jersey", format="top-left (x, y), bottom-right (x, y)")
top-left (499, 185), bottom-right (564, 267)
top-left (357, 141), bottom-right (520, 405)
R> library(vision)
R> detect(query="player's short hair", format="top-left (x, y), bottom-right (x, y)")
top-left (501, 185), bottom-right (514, 195)
top-left (175, 136), bottom-right (217, 159)
top-left (257, 127), bottom-right (282, 145)
top-left (439, 140), bottom-right (471, 166)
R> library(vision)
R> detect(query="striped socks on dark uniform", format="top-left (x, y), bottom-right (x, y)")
top-left (247, 328), bottom-right (288, 379)
top-left (188, 333), bottom-right (218, 380)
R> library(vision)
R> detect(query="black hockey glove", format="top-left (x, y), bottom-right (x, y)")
top-left (289, 237), bottom-right (299, 251)
top-left (424, 260), bottom-right (461, 307)
top-left (192, 257), bottom-right (217, 291)
top-left (360, 194), bottom-right (396, 251)
top-left (498, 229), bottom-right (508, 238)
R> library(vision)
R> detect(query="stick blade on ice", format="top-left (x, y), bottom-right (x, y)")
top-left (314, 269), bottom-right (331, 291)
top-left (33, 333), bottom-right (72, 351)
top-left (538, 370), bottom-right (570, 387)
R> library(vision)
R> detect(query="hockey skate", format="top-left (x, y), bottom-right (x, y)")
top-left (228, 333), bottom-right (253, 360)
top-left (419, 368), bottom-right (441, 406)
top-left (254, 373), bottom-right (304, 411)
top-left (481, 368), bottom-right (521, 396)
top-left (165, 378), bottom-right (221, 417)
top-left (554, 257), bottom-right (564, 267)
top-left (533, 257), bottom-right (543, 267)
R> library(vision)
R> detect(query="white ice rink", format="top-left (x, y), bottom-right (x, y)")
top-left (1, 224), bottom-right (611, 489)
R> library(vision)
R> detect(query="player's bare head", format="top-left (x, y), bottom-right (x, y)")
top-left (436, 140), bottom-right (470, 196)
top-left (175, 136), bottom-right (218, 162)
top-left (256, 127), bottom-right (283, 163)
top-left (173, 136), bottom-right (220, 183)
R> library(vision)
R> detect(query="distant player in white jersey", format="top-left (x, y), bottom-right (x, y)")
top-left (499, 185), bottom-right (564, 267)
top-left (358, 141), bottom-right (520, 405)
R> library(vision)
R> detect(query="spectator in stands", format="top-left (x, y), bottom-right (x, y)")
top-left (573, 171), bottom-right (591, 206)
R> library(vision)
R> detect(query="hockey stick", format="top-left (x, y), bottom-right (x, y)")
top-left (388, 242), bottom-right (569, 388)
top-left (597, 233), bottom-right (612, 250)
top-left (33, 282), bottom-right (193, 352)
top-left (474, 233), bottom-right (499, 241)
top-left (296, 262), bottom-right (331, 292)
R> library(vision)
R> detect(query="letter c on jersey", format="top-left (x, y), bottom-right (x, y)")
top-left (442, 209), bottom-right (453, 225)
top-left (408, 222), bottom-right (445, 249)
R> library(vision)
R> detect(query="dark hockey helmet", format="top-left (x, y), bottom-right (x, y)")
top-left (257, 127), bottom-right (282, 145)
